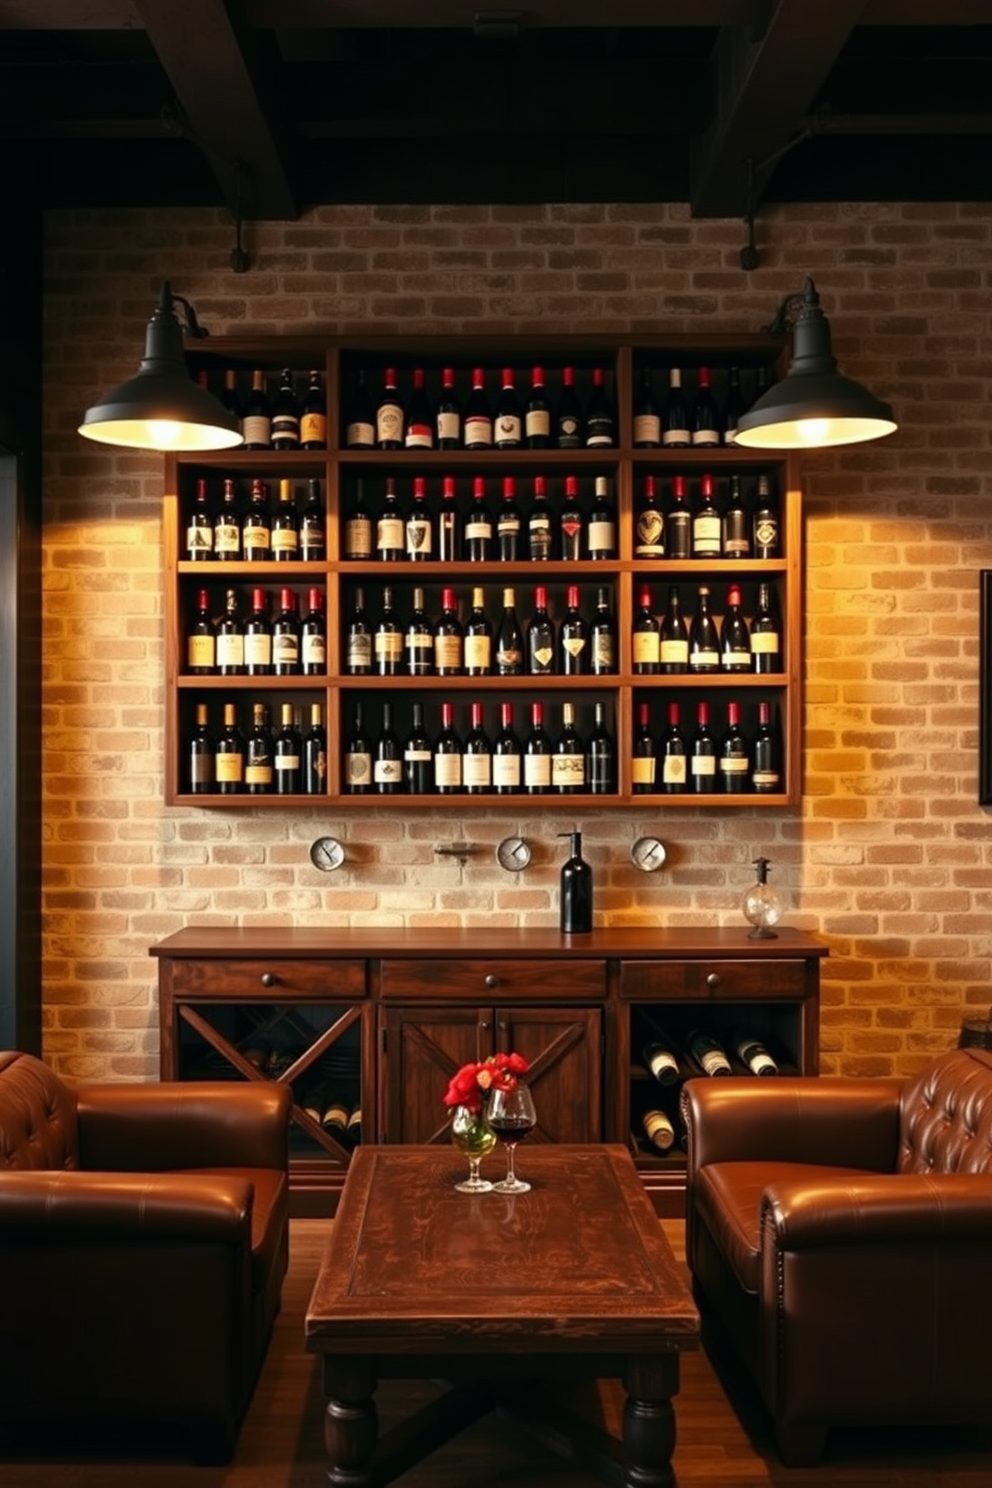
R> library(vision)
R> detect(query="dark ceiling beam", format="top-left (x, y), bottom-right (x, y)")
top-left (132, 0), bottom-right (298, 220)
top-left (689, 0), bottom-right (868, 219)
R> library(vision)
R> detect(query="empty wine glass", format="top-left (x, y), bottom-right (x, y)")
top-left (487, 1080), bottom-right (537, 1194)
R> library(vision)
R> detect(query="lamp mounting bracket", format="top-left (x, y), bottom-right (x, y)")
top-left (161, 102), bottom-right (251, 274)
top-left (740, 106), bottom-right (832, 272)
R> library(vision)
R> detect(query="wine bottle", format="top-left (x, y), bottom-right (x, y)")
top-left (692, 473), bottom-right (721, 558)
top-left (659, 584), bottom-right (689, 674)
top-left (216, 588), bottom-right (244, 676)
top-left (300, 369), bottom-right (327, 450)
top-left (633, 367), bottom-right (662, 448)
top-left (586, 701), bottom-right (614, 794)
top-left (344, 586), bottom-right (372, 675)
top-left (344, 702), bottom-right (372, 794)
top-left (691, 365), bottom-right (720, 448)
top-left (690, 700), bottom-right (717, 794)
top-left (584, 367), bottom-right (615, 448)
top-left (345, 369), bottom-right (375, 449)
top-left (215, 701), bottom-right (245, 794)
top-left (434, 586), bottom-right (463, 676)
top-left (438, 474), bottom-right (460, 562)
top-left (718, 700), bottom-right (750, 793)
top-left (527, 473), bottom-right (553, 560)
top-left (374, 585), bottom-right (403, 677)
top-left (643, 1034), bottom-right (681, 1086)
top-left (346, 1105), bottom-right (362, 1145)
top-left (463, 367), bottom-right (493, 449)
top-left (373, 701), bottom-right (403, 794)
top-left (274, 702), bottom-right (303, 795)
top-left (721, 473), bottom-right (750, 559)
top-left (634, 474), bottom-right (665, 559)
top-left (720, 584), bottom-right (751, 672)
top-left (243, 586), bottom-right (272, 676)
top-left (722, 366), bottom-right (745, 447)
top-left (405, 475), bottom-right (433, 561)
top-left (588, 475), bottom-right (616, 559)
top-left (189, 702), bottom-right (214, 794)
top-left (527, 584), bottom-right (555, 676)
top-left (525, 366), bottom-right (552, 448)
top-left (241, 478), bottom-right (271, 562)
top-left (465, 476), bottom-right (493, 561)
top-left (688, 585), bottom-right (720, 674)
top-left (303, 702), bottom-right (327, 795)
top-left (523, 701), bottom-right (553, 793)
top-left (559, 473), bottom-right (583, 561)
top-left (404, 367), bottom-right (433, 450)
top-left (213, 478), bottom-right (241, 561)
top-left (187, 477), bottom-right (214, 560)
top-left (642, 1108), bottom-right (676, 1152)
top-left (433, 701), bottom-right (463, 793)
top-left (321, 1097), bottom-right (349, 1137)
top-left (664, 474), bottom-right (691, 559)
top-left (631, 702), bottom-right (656, 794)
top-left (375, 366), bottom-right (404, 449)
top-left (271, 367), bottom-right (301, 451)
top-left (301, 587), bottom-right (326, 676)
top-left (686, 1029), bottom-right (733, 1077)
top-left (661, 368), bottom-right (690, 448)
top-left (435, 366), bottom-right (461, 449)
top-left (494, 367), bottom-right (523, 448)
top-left (497, 476), bottom-right (522, 560)
top-left (300, 479), bottom-right (326, 561)
top-left (751, 700), bottom-right (781, 794)
top-left (242, 369), bottom-right (271, 450)
top-left (750, 582), bottom-right (781, 674)
top-left (555, 366), bottom-right (583, 449)
top-left (558, 829), bottom-right (592, 931)
top-left (753, 474), bottom-right (779, 558)
top-left (733, 1028), bottom-right (779, 1076)
top-left (495, 587), bottom-right (523, 676)
top-left (271, 478), bottom-right (299, 561)
top-left (661, 701), bottom-right (688, 794)
top-left (558, 583), bottom-right (587, 676)
top-left (590, 586), bottom-right (616, 676)
top-left (246, 702), bottom-right (275, 797)
top-left (344, 479), bottom-right (373, 562)
top-left (220, 369), bottom-right (243, 439)
top-left (632, 585), bottom-right (660, 675)
top-left (493, 701), bottom-right (522, 794)
top-left (462, 701), bottom-right (492, 794)
top-left (271, 588), bottom-right (300, 676)
top-left (552, 701), bottom-right (585, 794)
top-left (187, 588), bottom-right (215, 675)
top-left (404, 586), bottom-right (434, 677)
top-left (403, 702), bottom-right (433, 794)
top-left (375, 476), bottom-right (404, 563)
top-left (464, 586), bottom-right (492, 676)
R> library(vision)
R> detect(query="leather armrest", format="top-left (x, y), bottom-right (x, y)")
top-left (762, 1173), bottom-right (992, 1248)
top-left (76, 1080), bottom-right (291, 1172)
top-left (0, 1170), bottom-right (254, 1240)
top-left (682, 1076), bottom-right (902, 1179)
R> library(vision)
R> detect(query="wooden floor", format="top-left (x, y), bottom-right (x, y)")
top-left (5, 1218), bottom-right (992, 1487)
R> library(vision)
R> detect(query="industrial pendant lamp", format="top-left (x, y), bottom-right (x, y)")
top-left (78, 282), bottom-right (243, 452)
top-left (735, 277), bottom-right (897, 450)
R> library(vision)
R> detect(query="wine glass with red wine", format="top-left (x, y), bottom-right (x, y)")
top-left (487, 1080), bottom-right (537, 1194)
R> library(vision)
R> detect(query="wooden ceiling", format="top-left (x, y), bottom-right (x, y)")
top-left (2, 0), bottom-right (991, 220)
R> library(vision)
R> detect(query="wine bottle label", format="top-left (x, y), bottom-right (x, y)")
top-left (464, 635), bottom-right (491, 671)
top-left (693, 516), bottom-right (721, 553)
top-left (374, 758), bottom-right (403, 785)
top-left (404, 746), bottom-right (432, 763)
top-left (663, 755), bottom-right (687, 786)
top-left (633, 414), bottom-right (662, 444)
top-left (493, 755), bottom-right (521, 788)
top-left (300, 412), bottom-right (327, 445)
top-left (273, 634), bottom-right (300, 666)
top-left (402, 518), bottom-right (431, 557)
top-left (524, 753), bottom-right (552, 788)
top-left (530, 643), bottom-right (554, 670)
top-left (561, 515), bottom-right (582, 551)
top-left (434, 634), bottom-right (462, 669)
top-left (346, 515), bottom-right (373, 559)
top-left (691, 429), bottom-right (719, 448)
top-left (346, 419), bottom-right (374, 448)
top-left (557, 417), bottom-right (581, 446)
top-left (633, 632), bottom-right (660, 666)
top-left (659, 639), bottom-right (688, 665)
top-left (246, 761), bottom-right (274, 787)
top-left (592, 633), bottom-right (614, 671)
top-left (754, 515), bottom-right (779, 551)
top-left (405, 422), bottom-right (433, 448)
top-left (187, 525), bottom-right (213, 557)
top-left (498, 515), bottom-right (521, 537)
top-left (526, 410), bottom-right (550, 438)
top-left (434, 753), bottom-right (462, 787)
top-left (190, 754), bottom-right (212, 786)
top-left (406, 634), bottom-right (433, 670)
top-left (585, 422), bottom-right (613, 448)
top-left (635, 512), bottom-right (665, 556)
top-left (376, 403), bottom-right (403, 443)
top-left (464, 416), bottom-right (493, 446)
top-left (632, 756), bottom-right (656, 786)
top-left (347, 633), bottom-right (372, 669)
top-left (647, 1048), bottom-right (678, 1082)
top-left (551, 753), bottom-right (585, 788)
top-left (723, 647), bottom-right (751, 670)
top-left (242, 414), bottom-right (271, 446)
top-left (751, 632), bottom-right (780, 655)
top-left (562, 636), bottom-right (586, 661)
top-left (346, 751), bottom-right (371, 786)
top-left (374, 633), bottom-right (403, 665)
top-left (302, 635), bottom-right (326, 668)
top-left (699, 1049), bottom-right (730, 1076)
top-left (495, 414), bottom-right (522, 444)
top-left (436, 411), bottom-right (460, 442)
top-left (643, 1110), bottom-right (675, 1150)
top-left (752, 770), bottom-right (781, 790)
top-left (376, 516), bottom-right (404, 553)
top-left (271, 416), bottom-right (299, 446)
top-left (462, 755), bottom-right (492, 788)
top-left (719, 757), bottom-right (748, 775)
top-left (214, 520), bottom-right (240, 554)
top-left (272, 529), bottom-right (299, 555)
top-left (588, 518), bottom-right (615, 554)
top-left (243, 527), bottom-right (270, 555)
top-left (216, 635), bottom-right (245, 669)
top-left (497, 643), bottom-right (522, 672)
top-left (690, 648), bottom-right (719, 670)
top-left (662, 425), bottom-right (689, 446)
top-left (691, 755), bottom-right (716, 777)
top-left (465, 517), bottom-right (493, 542)
top-left (215, 751), bottom-right (244, 783)
top-left (529, 519), bottom-right (552, 559)
top-left (188, 635), bottom-right (215, 669)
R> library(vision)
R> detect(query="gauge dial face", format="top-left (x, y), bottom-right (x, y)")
top-left (631, 836), bottom-right (667, 872)
top-left (496, 836), bottom-right (532, 871)
top-left (309, 836), bottom-right (345, 872)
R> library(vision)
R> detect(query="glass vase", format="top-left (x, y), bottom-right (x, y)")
top-left (449, 1103), bottom-right (497, 1193)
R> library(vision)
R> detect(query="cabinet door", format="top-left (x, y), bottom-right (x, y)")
top-left (379, 1005), bottom-right (488, 1145)
top-left (498, 1006), bottom-right (603, 1144)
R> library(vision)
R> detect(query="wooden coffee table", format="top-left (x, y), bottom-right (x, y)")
top-left (305, 1144), bottom-right (699, 1487)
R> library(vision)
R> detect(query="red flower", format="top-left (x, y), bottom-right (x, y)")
top-left (442, 1051), bottom-right (529, 1111)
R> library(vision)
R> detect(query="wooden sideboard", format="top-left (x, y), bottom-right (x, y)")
top-left (151, 925), bottom-right (826, 1216)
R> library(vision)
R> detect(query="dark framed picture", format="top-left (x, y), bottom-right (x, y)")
top-left (981, 571), bottom-right (992, 805)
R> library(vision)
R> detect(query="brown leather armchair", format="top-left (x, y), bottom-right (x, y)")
top-left (682, 1046), bottom-right (992, 1466)
top-left (0, 1050), bottom-right (291, 1463)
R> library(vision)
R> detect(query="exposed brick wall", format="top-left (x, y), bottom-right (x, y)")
top-left (41, 201), bottom-right (992, 1081)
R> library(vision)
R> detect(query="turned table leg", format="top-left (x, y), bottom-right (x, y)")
top-left (622, 1356), bottom-right (680, 1488)
top-left (322, 1357), bottom-right (379, 1488)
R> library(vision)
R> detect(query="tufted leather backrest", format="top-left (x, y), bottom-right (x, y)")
top-left (0, 1050), bottom-right (79, 1170)
top-left (898, 1046), bottom-right (992, 1175)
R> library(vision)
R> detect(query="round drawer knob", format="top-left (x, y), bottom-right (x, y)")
top-left (706, 972), bottom-right (721, 989)
top-left (260, 972), bottom-right (278, 988)
top-left (484, 973), bottom-right (500, 989)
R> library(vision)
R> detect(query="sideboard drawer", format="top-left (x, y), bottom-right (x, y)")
top-left (167, 958), bottom-right (367, 1001)
top-left (619, 958), bottom-right (808, 1002)
top-left (380, 958), bottom-right (606, 1000)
